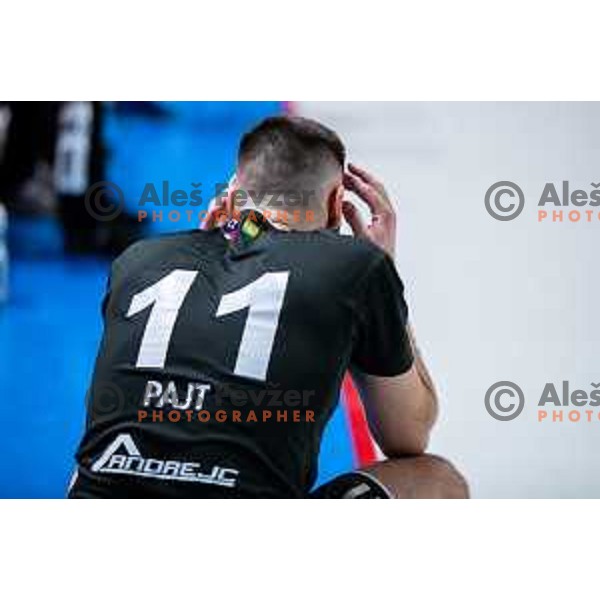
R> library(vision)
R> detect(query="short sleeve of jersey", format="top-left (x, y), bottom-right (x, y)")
top-left (351, 253), bottom-right (414, 377)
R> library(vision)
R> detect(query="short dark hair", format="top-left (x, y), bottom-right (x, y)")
top-left (237, 116), bottom-right (345, 194)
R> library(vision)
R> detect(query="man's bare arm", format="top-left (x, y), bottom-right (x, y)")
top-left (343, 164), bottom-right (438, 457)
top-left (351, 326), bottom-right (438, 457)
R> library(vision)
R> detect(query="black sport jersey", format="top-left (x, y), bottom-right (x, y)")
top-left (70, 225), bottom-right (413, 498)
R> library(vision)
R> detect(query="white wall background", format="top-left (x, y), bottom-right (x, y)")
top-left (297, 102), bottom-right (600, 498)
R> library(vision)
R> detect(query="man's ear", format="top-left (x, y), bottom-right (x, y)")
top-left (326, 183), bottom-right (344, 229)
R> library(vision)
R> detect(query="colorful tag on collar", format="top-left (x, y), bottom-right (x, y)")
top-left (240, 215), bottom-right (264, 243)
top-left (221, 217), bottom-right (241, 243)
top-left (221, 211), bottom-right (267, 246)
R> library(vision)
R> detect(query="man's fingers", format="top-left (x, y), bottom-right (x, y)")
top-left (348, 163), bottom-right (387, 197)
top-left (342, 201), bottom-right (367, 237)
top-left (202, 175), bottom-right (237, 229)
top-left (202, 195), bottom-right (226, 230)
top-left (344, 172), bottom-right (388, 216)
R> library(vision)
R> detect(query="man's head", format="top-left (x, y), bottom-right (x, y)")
top-left (234, 116), bottom-right (346, 230)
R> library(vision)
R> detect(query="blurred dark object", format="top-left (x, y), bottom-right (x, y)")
top-left (55, 101), bottom-right (145, 256)
top-left (0, 101), bottom-right (59, 215)
top-left (0, 101), bottom-right (146, 257)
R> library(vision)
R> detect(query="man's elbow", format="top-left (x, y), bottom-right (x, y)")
top-left (379, 426), bottom-right (431, 458)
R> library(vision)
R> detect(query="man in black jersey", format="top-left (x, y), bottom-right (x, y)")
top-left (69, 116), bottom-right (468, 499)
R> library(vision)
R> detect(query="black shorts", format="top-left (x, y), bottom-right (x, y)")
top-left (309, 471), bottom-right (392, 499)
top-left (68, 469), bottom-right (392, 499)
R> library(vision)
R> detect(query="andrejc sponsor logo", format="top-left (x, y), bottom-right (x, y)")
top-left (91, 433), bottom-right (239, 488)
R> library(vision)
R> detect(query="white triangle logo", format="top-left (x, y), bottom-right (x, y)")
top-left (91, 433), bottom-right (141, 473)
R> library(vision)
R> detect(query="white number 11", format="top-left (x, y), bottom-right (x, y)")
top-left (126, 270), bottom-right (290, 381)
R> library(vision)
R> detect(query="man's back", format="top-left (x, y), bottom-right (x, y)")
top-left (70, 225), bottom-right (412, 498)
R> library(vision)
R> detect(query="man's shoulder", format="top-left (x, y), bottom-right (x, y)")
top-left (281, 229), bottom-right (387, 270)
top-left (112, 229), bottom-right (218, 271)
